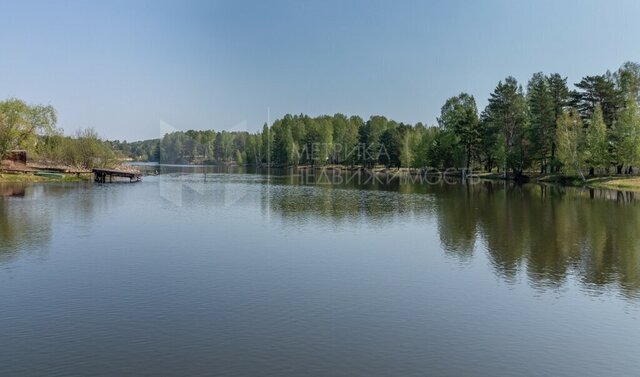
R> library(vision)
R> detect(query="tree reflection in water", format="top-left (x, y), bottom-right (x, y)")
top-left (0, 184), bottom-right (51, 264)
top-left (0, 182), bottom-right (98, 265)
top-left (266, 176), bottom-right (640, 298)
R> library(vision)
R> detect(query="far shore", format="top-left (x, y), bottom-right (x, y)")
top-left (273, 164), bottom-right (640, 191)
top-left (3, 162), bottom-right (640, 192)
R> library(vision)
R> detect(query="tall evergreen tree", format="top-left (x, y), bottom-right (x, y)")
top-left (527, 73), bottom-right (555, 173)
top-left (571, 74), bottom-right (623, 128)
top-left (484, 77), bottom-right (529, 178)
top-left (547, 73), bottom-right (570, 172)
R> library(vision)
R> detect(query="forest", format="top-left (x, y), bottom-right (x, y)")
top-left (120, 61), bottom-right (640, 180)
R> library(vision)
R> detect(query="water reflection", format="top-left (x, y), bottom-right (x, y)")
top-left (2, 173), bottom-right (639, 298)
top-left (264, 177), bottom-right (640, 298)
top-left (0, 183), bottom-right (26, 197)
top-left (0, 182), bottom-right (102, 264)
top-left (0, 185), bottom-right (51, 264)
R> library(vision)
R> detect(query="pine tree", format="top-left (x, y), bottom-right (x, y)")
top-left (547, 73), bottom-right (570, 172)
top-left (571, 74), bottom-right (623, 128)
top-left (527, 73), bottom-right (555, 173)
top-left (484, 77), bottom-right (528, 178)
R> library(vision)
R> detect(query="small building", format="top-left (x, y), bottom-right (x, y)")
top-left (7, 150), bottom-right (27, 164)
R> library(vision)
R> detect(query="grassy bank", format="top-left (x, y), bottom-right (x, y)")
top-left (0, 173), bottom-right (91, 183)
top-left (431, 169), bottom-right (640, 193)
top-left (586, 177), bottom-right (640, 191)
top-left (517, 172), bottom-right (640, 191)
top-left (497, 172), bottom-right (640, 191)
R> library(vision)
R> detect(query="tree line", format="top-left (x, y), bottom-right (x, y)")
top-left (121, 62), bottom-right (640, 179)
top-left (0, 98), bottom-right (118, 168)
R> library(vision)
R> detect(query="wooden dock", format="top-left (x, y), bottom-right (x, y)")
top-left (93, 168), bottom-right (141, 183)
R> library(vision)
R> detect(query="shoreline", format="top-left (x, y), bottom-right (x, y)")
top-left (0, 172), bottom-right (91, 183)
top-left (1, 160), bottom-right (139, 184)
top-left (4, 164), bottom-right (640, 192)
top-left (586, 177), bottom-right (640, 192)
top-left (477, 172), bottom-right (640, 191)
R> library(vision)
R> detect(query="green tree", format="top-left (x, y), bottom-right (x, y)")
top-left (0, 98), bottom-right (57, 157)
top-left (271, 117), bottom-right (296, 165)
top-left (234, 149), bottom-right (244, 164)
top-left (427, 127), bottom-right (464, 169)
top-left (413, 125), bottom-right (435, 168)
top-left (304, 116), bottom-right (332, 165)
top-left (556, 108), bottom-right (586, 180)
top-left (261, 123), bottom-right (272, 165)
top-left (571, 74), bottom-right (623, 128)
top-left (477, 114), bottom-right (500, 171)
top-left (331, 113), bottom-right (359, 164)
top-left (437, 93), bottom-right (479, 170)
top-left (74, 128), bottom-right (115, 168)
top-left (547, 73), bottom-right (571, 172)
top-left (400, 126), bottom-right (421, 168)
top-left (245, 134), bottom-right (262, 165)
top-left (611, 98), bottom-right (640, 173)
top-left (344, 116), bottom-right (364, 165)
top-left (615, 61), bottom-right (640, 103)
top-left (527, 73), bottom-right (556, 173)
top-left (379, 125), bottom-right (405, 168)
top-left (359, 116), bottom-right (388, 167)
top-left (585, 104), bottom-right (608, 174)
top-left (484, 77), bottom-right (529, 178)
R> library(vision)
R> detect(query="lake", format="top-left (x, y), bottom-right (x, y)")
top-left (1, 167), bottom-right (639, 376)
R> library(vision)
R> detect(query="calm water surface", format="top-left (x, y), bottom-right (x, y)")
top-left (1, 168), bottom-right (639, 376)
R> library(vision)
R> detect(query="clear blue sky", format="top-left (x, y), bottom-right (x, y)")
top-left (1, 0), bottom-right (639, 141)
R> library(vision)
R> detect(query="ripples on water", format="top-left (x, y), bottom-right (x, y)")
top-left (1, 169), bottom-right (639, 376)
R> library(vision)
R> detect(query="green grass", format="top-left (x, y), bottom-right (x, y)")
top-left (535, 174), bottom-right (640, 191)
top-left (588, 177), bottom-right (640, 191)
top-left (467, 171), bottom-right (640, 191)
top-left (0, 172), bottom-right (91, 183)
